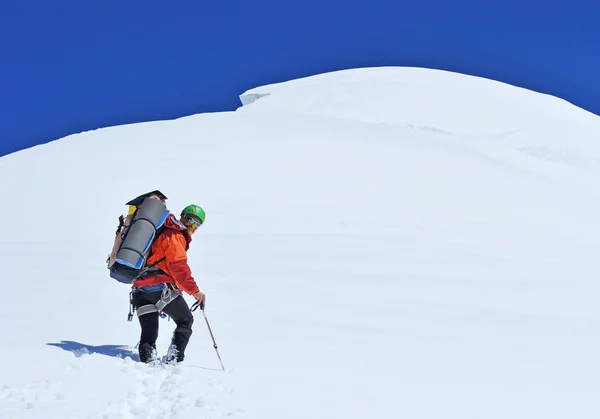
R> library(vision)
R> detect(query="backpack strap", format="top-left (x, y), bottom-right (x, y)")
top-left (133, 256), bottom-right (167, 280)
top-left (116, 215), bottom-right (125, 234)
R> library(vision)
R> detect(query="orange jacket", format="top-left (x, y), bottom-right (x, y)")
top-left (132, 214), bottom-right (200, 295)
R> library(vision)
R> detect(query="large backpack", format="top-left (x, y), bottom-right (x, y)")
top-left (107, 190), bottom-right (170, 284)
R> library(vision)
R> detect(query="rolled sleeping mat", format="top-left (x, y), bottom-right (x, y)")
top-left (116, 197), bottom-right (169, 269)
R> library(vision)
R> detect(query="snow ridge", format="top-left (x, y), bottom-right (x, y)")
top-left (2, 66), bottom-right (600, 419)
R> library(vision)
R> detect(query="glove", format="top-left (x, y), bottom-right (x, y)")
top-left (192, 291), bottom-right (206, 309)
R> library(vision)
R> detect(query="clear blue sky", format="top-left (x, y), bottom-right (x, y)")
top-left (1, 1), bottom-right (599, 157)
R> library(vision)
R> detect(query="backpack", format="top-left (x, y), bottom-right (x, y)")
top-left (107, 190), bottom-right (170, 284)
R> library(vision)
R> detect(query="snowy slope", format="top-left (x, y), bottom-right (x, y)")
top-left (1, 66), bottom-right (599, 419)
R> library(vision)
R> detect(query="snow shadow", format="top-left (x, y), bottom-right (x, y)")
top-left (47, 340), bottom-right (140, 362)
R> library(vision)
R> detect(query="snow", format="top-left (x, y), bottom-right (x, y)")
top-left (1, 66), bottom-right (600, 419)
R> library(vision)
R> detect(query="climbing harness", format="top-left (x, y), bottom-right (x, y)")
top-left (127, 283), bottom-right (181, 321)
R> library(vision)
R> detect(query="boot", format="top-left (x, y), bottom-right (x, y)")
top-left (164, 341), bottom-right (185, 363)
top-left (139, 342), bottom-right (157, 363)
top-left (166, 324), bottom-right (193, 363)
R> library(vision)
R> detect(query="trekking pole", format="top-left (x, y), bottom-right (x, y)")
top-left (191, 300), bottom-right (225, 371)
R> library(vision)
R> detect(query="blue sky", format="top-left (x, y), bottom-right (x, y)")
top-left (1, 1), bottom-right (599, 157)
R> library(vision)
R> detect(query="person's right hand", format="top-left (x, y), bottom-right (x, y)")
top-left (192, 291), bottom-right (206, 309)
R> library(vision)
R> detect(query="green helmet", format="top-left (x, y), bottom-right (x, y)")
top-left (181, 204), bottom-right (206, 224)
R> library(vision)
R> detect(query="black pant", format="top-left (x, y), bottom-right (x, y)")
top-left (132, 290), bottom-right (194, 363)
